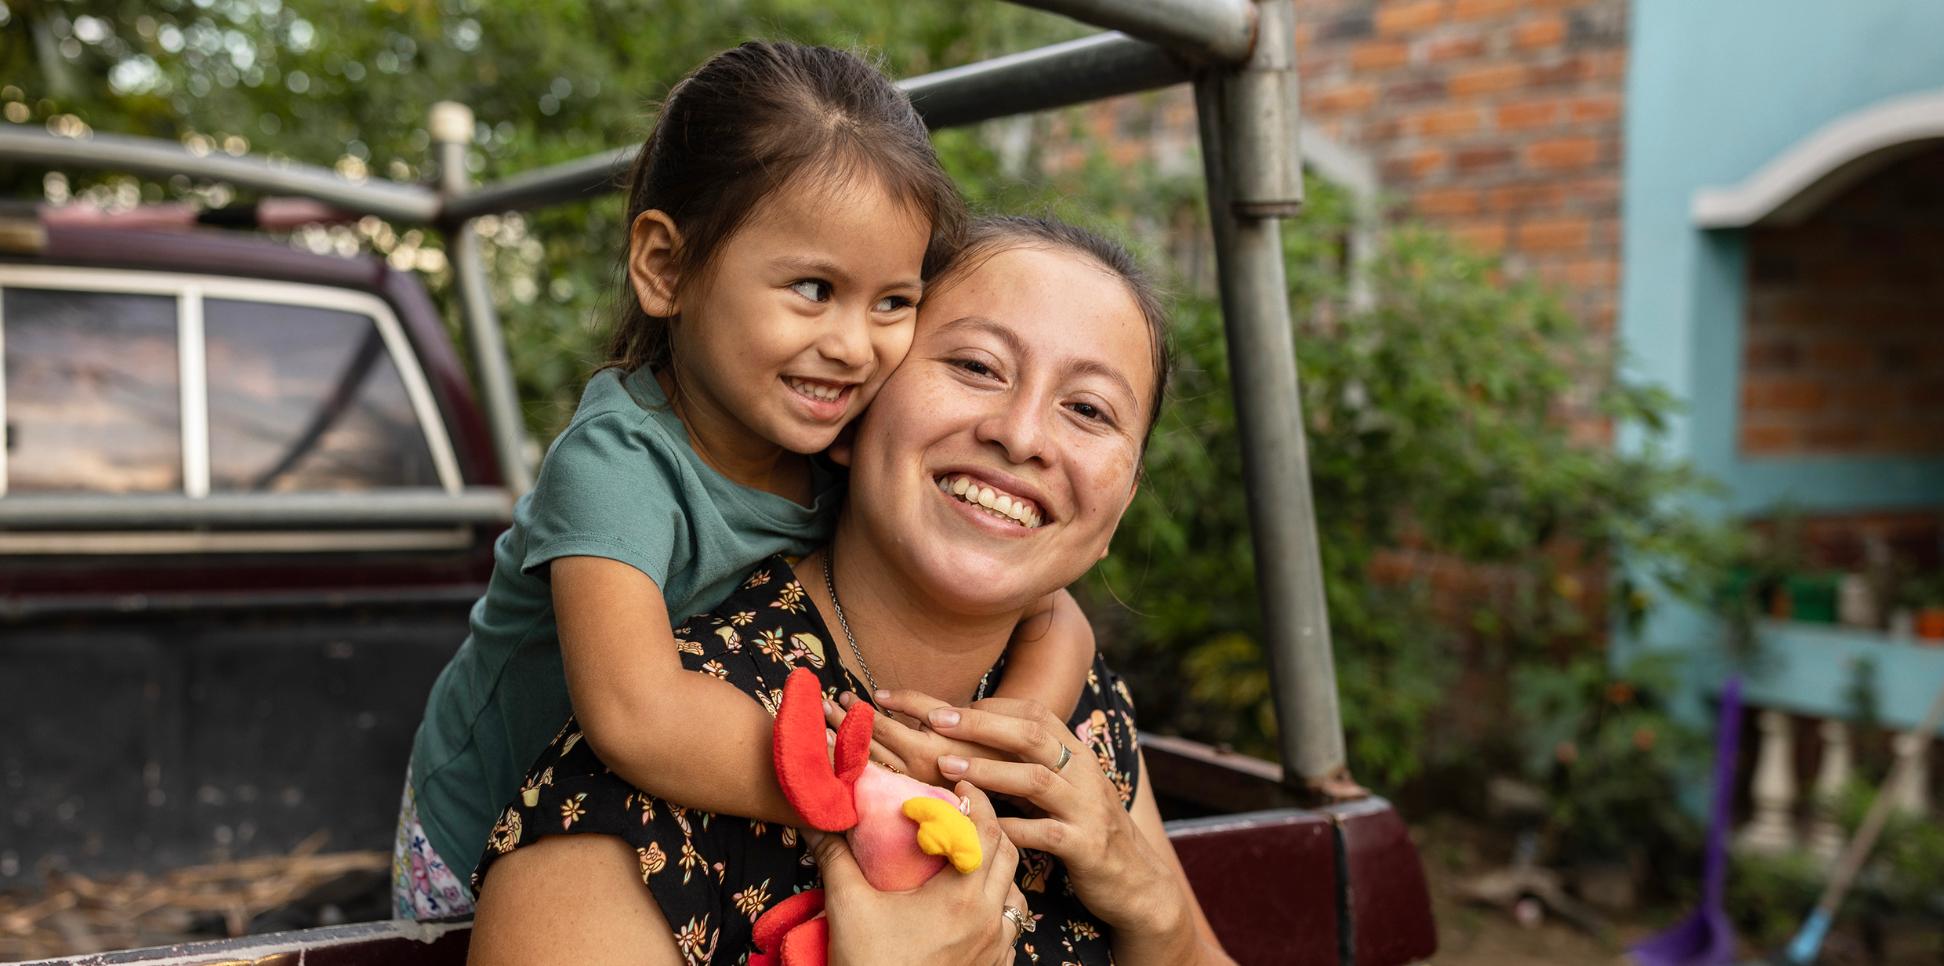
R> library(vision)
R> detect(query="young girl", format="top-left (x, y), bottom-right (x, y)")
top-left (393, 41), bottom-right (1098, 920)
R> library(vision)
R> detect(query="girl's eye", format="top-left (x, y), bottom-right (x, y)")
top-left (873, 295), bottom-right (915, 313)
top-left (790, 280), bottom-right (833, 303)
top-left (952, 358), bottom-right (995, 378)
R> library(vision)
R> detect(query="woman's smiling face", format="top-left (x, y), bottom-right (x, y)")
top-left (844, 244), bottom-right (1157, 613)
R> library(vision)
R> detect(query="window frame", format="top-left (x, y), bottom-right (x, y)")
top-left (0, 265), bottom-right (465, 499)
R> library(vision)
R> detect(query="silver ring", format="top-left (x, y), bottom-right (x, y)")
top-left (1051, 743), bottom-right (1073, 772)
top-left (1003, 904), bottom-right (1035, 935)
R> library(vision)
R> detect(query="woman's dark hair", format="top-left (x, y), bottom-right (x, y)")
top-left (932, 215), bottom-right (1174, 450)
top-left (605, 41), bottom-right (965, 373)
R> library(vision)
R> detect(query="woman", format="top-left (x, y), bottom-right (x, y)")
top-left (467, 218), bottom-right (1230, 966)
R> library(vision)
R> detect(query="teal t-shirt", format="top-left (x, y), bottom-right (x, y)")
top-left (409, 366), bottom-right (840, 873)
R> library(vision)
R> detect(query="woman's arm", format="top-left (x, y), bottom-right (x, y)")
top-left (930, 701), bottom-right (1235, 966)
top-left (469, 834), bottom-right (685, 966)
top-left (988, 588), bottom-right (1096, 719)
top-left (553, 555), bottom-right (803, 826)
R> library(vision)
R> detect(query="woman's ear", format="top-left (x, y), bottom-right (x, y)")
top-left (628, 209), bottom-right (683, 318)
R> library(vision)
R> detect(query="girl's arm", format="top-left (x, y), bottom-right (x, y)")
top-left (989, 588), bottom-right (1096, 718)
top-left (552, 555), bottom-right (805, 826)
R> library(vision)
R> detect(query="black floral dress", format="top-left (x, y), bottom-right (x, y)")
top-left (473, 555), bottom-right (1143, 966)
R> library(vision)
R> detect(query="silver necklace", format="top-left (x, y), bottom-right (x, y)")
top-left (820, 548), bottom-right (990, 703)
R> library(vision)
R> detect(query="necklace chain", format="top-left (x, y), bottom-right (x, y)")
top-left (820, 548), bottom-right (989, 703)
top-left (822, 548), bottom-right (881, 696)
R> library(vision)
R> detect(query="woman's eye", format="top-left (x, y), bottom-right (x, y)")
top-left (790, 280), bottom-right (833, 303)
top-left (873, 295), bottom-right (914, 313)
top-left (952, 358), bottom-right (995, 378)
top-left (1070, 402), bottom-right (1111, 424)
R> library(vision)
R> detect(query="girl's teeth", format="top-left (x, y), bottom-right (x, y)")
top-left (935, 475), bottom-right (1042, 529)
top-left (789, 379), bottom-right (843, 401)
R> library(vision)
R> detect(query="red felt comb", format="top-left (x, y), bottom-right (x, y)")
top-left (751, 888), bottom-right (826, 966)
top-left (774, 668), bottom-right (870, 831)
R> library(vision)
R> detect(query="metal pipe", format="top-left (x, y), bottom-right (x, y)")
top-left (904, 31), bottom-right (1190, 130)
top-left (1193, 1), bottom-right (1352, 796)
top-left (1002, 0), bottom-right (1256, 63)
top-left (431, 102), bottom-right (535, 496)
top-left (0, 490), bottom-right (513, 528)
top-left (0, 126), bottom-right (440, 224)
top-left (446, 33), bottom-right (1191, 219)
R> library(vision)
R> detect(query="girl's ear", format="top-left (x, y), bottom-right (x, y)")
top-left (628, 209), bottom-right (683, 317)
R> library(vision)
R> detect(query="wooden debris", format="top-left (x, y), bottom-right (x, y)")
top-left (0, 841), bottom-right (388, 961)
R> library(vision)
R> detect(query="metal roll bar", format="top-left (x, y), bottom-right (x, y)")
top-left (0, 0), bottom-right (1356, 798)
top-left (0, 490), bottom-right (513, 528)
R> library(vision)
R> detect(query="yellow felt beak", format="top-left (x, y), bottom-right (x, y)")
top-left (903, 797), bottom-right (982, 873)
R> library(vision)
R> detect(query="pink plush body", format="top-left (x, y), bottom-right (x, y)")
top-left (849, 765), bottom-right (959, 891)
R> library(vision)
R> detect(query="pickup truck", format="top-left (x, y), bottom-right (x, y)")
top-left (0, 213), bottom-right (504, 881)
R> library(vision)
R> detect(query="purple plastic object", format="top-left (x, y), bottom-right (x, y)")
top-left (1630, 676), bottom-right (1743, 966)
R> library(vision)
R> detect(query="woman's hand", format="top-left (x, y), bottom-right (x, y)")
top-left (926, 699), bottom-right (1188, 941)
top-left (810, 781), bottom-right (1033, 966)
top-left (822, 690), bottom-right (1017, 788)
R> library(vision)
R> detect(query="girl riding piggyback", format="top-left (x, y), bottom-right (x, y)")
top-left (393, 41), bottom-right (1099, 919)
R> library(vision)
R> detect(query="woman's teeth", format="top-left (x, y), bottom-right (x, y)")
top-left (787, 378), bottom-right (844, 402)
top-left (935, 474), bottom-right (1042, 528)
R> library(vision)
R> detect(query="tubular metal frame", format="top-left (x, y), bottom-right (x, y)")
top-left (0, 0), bottom-right (1353, 796)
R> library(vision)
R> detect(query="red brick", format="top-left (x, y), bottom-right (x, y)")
top-left (1497, 99), bottom-right (1561, 130)
top-left (1311, 81), bottom-right (1379, 114)
top-left (1742, 376), bottom-right (1827, 412)
top-left (1525, 136), bottom-right (1603, 169)
top-left (1351, 41), bottom-right (1412, 71)
top-left (1516, 217), bottom-right (1591, 251)
top-left (1426, 36), bottom-right (1486, 62)
top-left (1805, 341), bottom-right (1873, 373)
top-left (1415, 187), bottom-right (1481, 216)
top-left (1454, 145), bottom-right (1515, 171)
top-left (1376, 0), bottom-right (1445, 35)
top-left (1740, 424), bottom-right (1800, 453)
top-left (1565, 256), bottom-right (1620, 287)
top-left (1567, 95), bottom-right (1622, 123)
top-left (1451, 0), bottom-right (1518, 20)
top-left (1406, 106), bottom-right (1483, 136)
top-left (1743, 339), bottom-right (1802, 371)
top-left (1486, 183), bottom-right (1565, 210)
top-left (1387, 147), bottom-right (1449, 180)
top-left (1513, 15), bottom-right (1568, 49)
top-left (1450, 63), bottom-right (1528, 97)
top-left (1449, 220), bottom-right (1509, 251)
top-left (1804, 424), bottom-right (1867, 449)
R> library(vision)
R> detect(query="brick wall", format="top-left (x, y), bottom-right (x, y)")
top-left (1740, 144), bottom-right (1944, 457)
top-left (1295, 0), bottom-right (1630, 345)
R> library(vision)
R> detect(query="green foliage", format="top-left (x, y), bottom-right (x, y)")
top-left (1509, 653), bottom-right (1703, 870)
top-left (1087, 167), bottom-right (1731, 793)
top-left (3, 0), bottom-right (1082, 432)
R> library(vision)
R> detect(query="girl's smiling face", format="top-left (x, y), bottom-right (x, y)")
top-left (843, 244), bottom-right (1157, 614)
top-left (643, 173), bottom-right (931, 466)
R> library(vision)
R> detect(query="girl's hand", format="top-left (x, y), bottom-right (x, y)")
top-left (928, 699), bottom-right (1186, 936)
top-left (822, 690), bottom-right (1017, 787)
top-left (809, 782), bottom-right (1032, 966)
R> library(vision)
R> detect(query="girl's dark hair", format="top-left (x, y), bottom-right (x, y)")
top-left (932, 215), bottom-right (1174, 450)
top-left (606, 41), bottom-right (964, 373)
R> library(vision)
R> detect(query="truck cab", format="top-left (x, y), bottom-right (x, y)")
top-left (0, 216), bottom-right (505, 879)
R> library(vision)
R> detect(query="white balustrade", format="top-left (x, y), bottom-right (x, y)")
top-left (1739, 709), bottom-right (1801, 854)
top-left (1888, 732), bottom-right (1933, 816)
top-left (1809, 719), bottom-right (1851, 860)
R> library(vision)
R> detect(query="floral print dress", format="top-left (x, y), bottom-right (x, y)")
top-left (472, 555), bottom-right (1144, 965)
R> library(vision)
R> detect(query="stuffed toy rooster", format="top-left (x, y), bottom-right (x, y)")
top-left (750, 668), bottom-right (984, 966)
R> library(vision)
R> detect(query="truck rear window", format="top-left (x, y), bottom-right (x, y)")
top-left (204, 298), bottom-right (439, 492)
top-left (3, 288), bottom-right (184, 494)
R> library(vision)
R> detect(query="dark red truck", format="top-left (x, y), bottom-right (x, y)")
top-left (1, 3), bottom-right (1438, 962)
